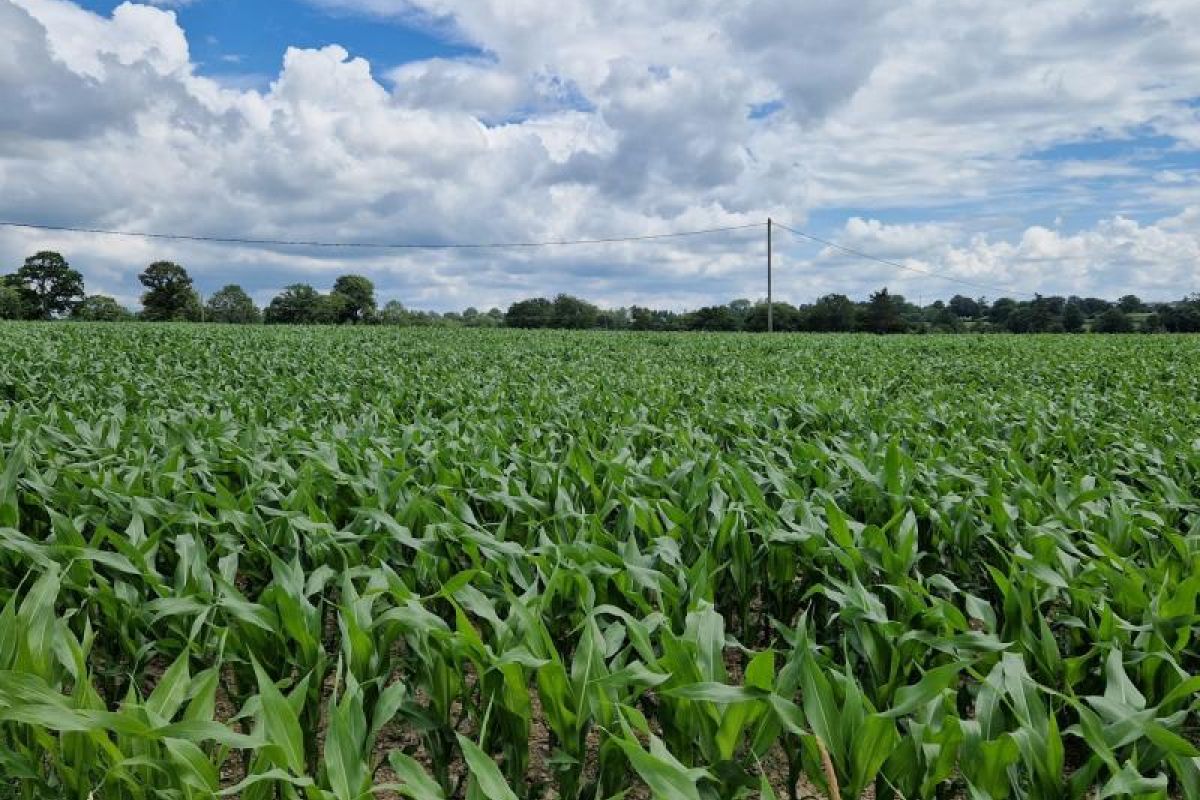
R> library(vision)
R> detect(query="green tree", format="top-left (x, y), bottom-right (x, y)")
top-left (863, 288), bottom-right (906, 334)
top-left (1094, 306), bottom-right (1133, 333)
top-left (596, 308), bottom-right (630, 330)
top-left (745, 302), bottom-right (802, 332)
top-left (685, 305), bottom-right (740, 331)
top-left (264, 284), bottom-right (327, 324)
top-left (462, 307), bottom-right (503, 328)
top-left (1078, 297), bottom-right (1112, 316)
top-left (1004, 307), bottom-right (1033, 333)
top-left (505, 297), bottom-right (554, 328)
top-left (206, 285), bottom-right (260, 324)
top-left (728, 298), bottom-right (753, 327)
top-left (11, 251), bottom-right (85, 319)
top-left (552, 294), bottom-right (599, 329)
top-left (1159, 295), bottom-right (1200, 332)
top-left (331, 275), bottom-right (376, 323)
top-left (0, 283), bottom-right (27, 319)
top-left (72, 295), bottom-right (132, 322)
top-left (988, 297), bottom-right (1018, 326)
top-left (315, 292), bottom-right (347, 324)
top-left (1117, 294), bottom-right (1143, 313)
top-left (1062, 302), bottom-right (1085, 333)
top-left (948, 294), bottom-right (982, 318)
top-left (807, 293), bottom-right (858, 331)
top-left (629, 306), bottom-right (656, 330)
top-left (139, 262), bottom-right (200, 321)
top-left (1024, 294), bottom-right (1063, 333)
top-left (925, 302), bottom-right (964, 333)
top-left (379, 300), bottom-right (412, 326)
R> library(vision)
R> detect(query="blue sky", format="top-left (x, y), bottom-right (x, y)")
top-left (1, 0), bottom-right (1198, 310)
top-left (73, 0), bottom-right (475, 82)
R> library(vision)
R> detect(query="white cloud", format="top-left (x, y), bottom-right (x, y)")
top-left (1, 0), bottom-right (1199, 311)
top-left (782, 210), bottom-right (1200, 304)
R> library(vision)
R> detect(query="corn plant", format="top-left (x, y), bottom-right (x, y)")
top-left (1, 323), bottom-right (1198, 799)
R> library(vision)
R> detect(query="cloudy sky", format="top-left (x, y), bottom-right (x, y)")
top-left (1, 0), bottom-right (1198, 311)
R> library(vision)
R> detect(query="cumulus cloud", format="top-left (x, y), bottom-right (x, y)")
top-left (1, 0), bottom-right (1198, 311)
top-left (782, 209), bottom-right (1200, 304)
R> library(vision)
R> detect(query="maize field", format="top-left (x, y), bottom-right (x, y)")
top-left (0, 322), bottom-right (1198, 800)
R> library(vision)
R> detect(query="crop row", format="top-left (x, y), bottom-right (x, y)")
top-left (0, 324), bottom-right (1197, 799)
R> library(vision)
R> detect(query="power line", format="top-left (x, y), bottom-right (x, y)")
top-left (774, 221), bottom-right (1035, 298)
top-left (0, 219), bottom-right (763, 250)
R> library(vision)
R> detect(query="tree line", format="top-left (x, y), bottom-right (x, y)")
top-left (2, 250), bottom-right (1198, 333)
top-left (504, 289), bottom-right (1200, 333)
top-left (0, 251), bottom-right (377, 325)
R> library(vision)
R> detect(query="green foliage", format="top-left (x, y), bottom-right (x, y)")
top-left (72, 294), bottom-right (133, 322)
top-left (550, 294), bottom-right (599, 329)
top-left (504, 297), bottom-right (555, 328)
top-left (264, 283), bottom-right (329, 324)
top-left (1063, 302), bottom-right (1086, 333)
top-left (863, 288), bottom-right (906, 334)
top-left (504, 295), bottom-right (601, 329)
top-left (331, 275), bottom-right (376, 324)
top-left (0, 327), bottom-right (1198, 799)
top-left (205, 284), bottom-right (260, 324)
top-left (7, 251), bottom-right (85, 319)
top-left (0, 284), bottom-right (26, 320)
top-left (1094, 307), bottom-right (1134, 334)
top-left (139, 261), bottom-right (201, 321)
top-left (1159, 295), bottom-right (1200, 332)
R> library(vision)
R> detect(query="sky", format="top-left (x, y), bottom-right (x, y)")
top-left (1, 0), bottom-right (1198, 312)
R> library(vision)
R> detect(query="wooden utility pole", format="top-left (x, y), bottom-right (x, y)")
top-left (767, 217), bottom-right (773, 333)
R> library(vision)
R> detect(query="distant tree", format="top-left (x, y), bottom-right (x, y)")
top-left (11, 251), bottom-right (85, 319)
top-left (1158, 295), bottom-right (1200, 332)
top-left (1004, 307), bottom-right (1033, 333)
top-left (206, 284), bottom-right (260, 324)
top-left (505, 297), bottom-right (554, 328)
top-left (1027, 294), bottom-right (1063, 333)
top-left (863, 288), bottom-right (906, 334)
top-left (72, 295), bottom-right (132, 322)
top-left (264, 284), bottom-right (326, 324)
top-left (379, 300), bottom-right (411, 325)
top-left (596, 308), bottom-right (630, 330)
top-left (139, 262), bottom-right (200, 321)
top-left (926, 302), bottom-right (963, 333)
top-left (629, 306), bottom-right (658, 331)
top-left (1094, 307), bottom-right (1133, 333)
top-left (318, 292), bottom-right (348, 324)
top-left (1117, 294), bottom-right (1144, 313)
top-left (988, 297), bottom-right (1018, 326)
top-left (331, 275), bottom-right (376, 323)
top-left (807, 293), bottom-right (857, 331)
top-left (1062, 302), bottom-right (1085, 333)
top-left (1078, 297), bottom-right (1112, 316)
top-left (745, 302), bottom-right (802, 332)
top-left (0, 283), bottom-right (29, 319)
top-left (685, 305), bottom-right (740, 331)
top-left (728, 298), bottom-right (754, 327)
top-left (414, 310), bottom-right (449, 326)
top-left (552, 294), bottom-right (599, 329)
top-left (460, 306), bottom-right (499, 328)
top-left (948, 294), bottom-right (982, 318)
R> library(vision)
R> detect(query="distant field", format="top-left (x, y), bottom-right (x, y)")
top-left (1, 323), bottom-right (1198, 799)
